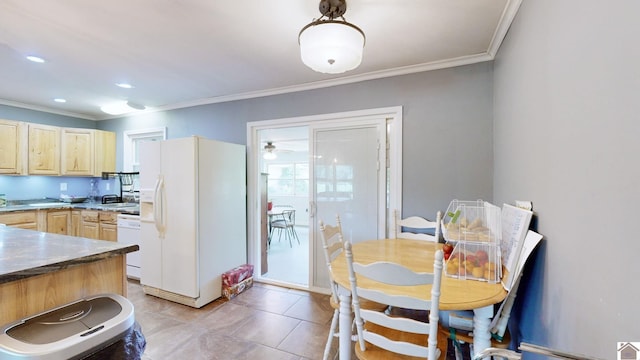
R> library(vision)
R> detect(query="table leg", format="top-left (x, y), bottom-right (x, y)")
top-left (472, 305), bottom-right (494, 359)
top-left (338, 292), bottom-right (352, 360)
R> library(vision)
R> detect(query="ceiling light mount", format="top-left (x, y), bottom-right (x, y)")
top-left (299, 0), bottom-right (365, 74)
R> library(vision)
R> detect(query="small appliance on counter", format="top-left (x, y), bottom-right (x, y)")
top-left (102, 194), bottom-right (121, 204)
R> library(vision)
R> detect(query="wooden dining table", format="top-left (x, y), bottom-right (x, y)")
top-left (330, 238), bottom-right (508, 359)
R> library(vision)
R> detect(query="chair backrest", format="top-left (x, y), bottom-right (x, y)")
top-left (319, 216), bottom-right (344, 301)
top-left (345, 240), bottom-right (443, 359)
top-left (282, 209), bottom-right (295, 225)
top-left (394, 209), bottom-right (441, 242)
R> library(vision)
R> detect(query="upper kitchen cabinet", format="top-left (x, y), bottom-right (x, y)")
top-left (61, 128), bottom-right (116, 176)
top-left (94, 130), bottom-right (116, 175)
top-left (28, 123), bottom-right (60, 175)
top-left (61, 127), bottom-right (95, 176)
top-left (0, 119), bottom-right (27, 175)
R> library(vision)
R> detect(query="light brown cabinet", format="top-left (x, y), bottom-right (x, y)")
top-left (81, 210), bottom-right (118, 241)
top-left (0, 119), bottom-right (27, 175)
top-left (46, 210), bottom-right (70, 235)
top-left (81, 210), bottom-right (100, 239)
top-left (0, 211), bottom-right (38, 230)
top-left (94, 130), bottom-right (116, 175)
top-left (99, 212), bottom-right (118, 242)
top-left (70, 210), bottom-right (81, 236)
top-left (2, 120), bottom-right (115, 177)
top-left (28, 123), bottom-right (60, 175)
top-left (61, 128), bottom-right (116, 176)
top-left (61, 128), bottom-right (94, 176)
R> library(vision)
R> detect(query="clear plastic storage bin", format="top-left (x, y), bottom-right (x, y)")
top-left (441, 199), bottom-right (501, 243)
top-left (442, 199), bottom-right (502, 283)
top-left (444, 241), bottom-right (501, 283)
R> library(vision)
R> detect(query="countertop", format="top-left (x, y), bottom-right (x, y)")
top-left (0, 200), bottom-right (139, 215)
top-left (0, 226), bottom-right (139, 284)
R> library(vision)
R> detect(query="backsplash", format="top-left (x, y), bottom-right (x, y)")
top-left (0, 176), bottom-right (116, 201)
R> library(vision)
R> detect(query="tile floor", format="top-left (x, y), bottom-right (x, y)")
top-left (128, 279), bottom-right (340, 359)
top-left (128, 279), bottom-right (462, 359)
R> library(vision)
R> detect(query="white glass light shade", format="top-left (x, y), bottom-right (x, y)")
top-left (100, 101), bottom-right (146, 115)
top-left (263, 151), bottom-right (277, 160)
top-left (299, 21), bottom-right (365, 74)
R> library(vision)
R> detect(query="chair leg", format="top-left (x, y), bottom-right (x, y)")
top-left (323, 309), bottom-right (339, 360)
top-left (290, 226), bottom-right (300, 245)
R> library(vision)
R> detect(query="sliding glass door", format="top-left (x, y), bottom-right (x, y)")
top-left (310, 120), bottom-right (386, 290)
top-left (246, 107), bottom-right (402, 292)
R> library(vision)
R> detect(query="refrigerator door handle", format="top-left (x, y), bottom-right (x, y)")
top-left (154, 175), bottom-right (166, 238)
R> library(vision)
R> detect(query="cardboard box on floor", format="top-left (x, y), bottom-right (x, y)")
top-left (222, 264), bottom-right (254, 300)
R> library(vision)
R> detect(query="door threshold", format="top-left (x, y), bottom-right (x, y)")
top-left (254, 276), bottom-right (309, 292)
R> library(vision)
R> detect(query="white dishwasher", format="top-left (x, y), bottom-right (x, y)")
top-left (117, 214), bottom-right (141, 279)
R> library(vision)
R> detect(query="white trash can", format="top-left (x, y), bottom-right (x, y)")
top-left (0, 294), bottom-right (135, 360)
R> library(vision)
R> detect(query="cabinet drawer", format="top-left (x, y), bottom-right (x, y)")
top-left (99, 211), bottom-right (118, 224)
top-left (0, 211), bottom-right (37, 225)
top-left (81, 210), bottom-right (99, 222)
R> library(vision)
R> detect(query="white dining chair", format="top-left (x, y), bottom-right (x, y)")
top-left (318, 216), bottom-right (345, 360)
top-left (394, 209), bottom-right (442, 242)
top-left (319, 216), bottom-right (387, 360)
top-left (344, 240), bottom-right (446, 359)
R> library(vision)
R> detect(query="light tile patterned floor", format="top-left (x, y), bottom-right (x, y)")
top-left (129, 279), bottom-right (339, 359)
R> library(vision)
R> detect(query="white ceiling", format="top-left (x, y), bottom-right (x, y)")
top-left (0, 0), bottom-right (521, 121)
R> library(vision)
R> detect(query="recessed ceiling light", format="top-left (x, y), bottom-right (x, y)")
top-left (26, 55), bottom-right (45, 63)
top-left (53, 98), bottom-right (66, 103)
top-left (116, 83), bottom-right (134, 89)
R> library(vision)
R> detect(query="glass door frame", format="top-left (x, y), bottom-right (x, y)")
top-left (246, 106), bottom-right (403, 293)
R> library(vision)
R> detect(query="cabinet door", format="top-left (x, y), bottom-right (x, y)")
top-left (82, 222), bottom-right (100, 239)
top-left (95, 130), bottom-right (116, 175)
top-left (61, 128), bottom-right (94, 176)
top-left (70, 210), bottom-right (81, 236)
top-left (0, 211), bottom-right (37, 229)
top-left (47, 210), bottom-right (70, 235)
top-left (100, 223), bottom-right (118, 242)
top-left (0, 119), bottom-right (27, 175)
top-left (28, 124), bottom-right (60, 175)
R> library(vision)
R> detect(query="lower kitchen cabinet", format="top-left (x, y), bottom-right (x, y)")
top-left (0, 211), bottom-right (38, 230)
top-left (81, 210), bottom-right (100, 239)
top-left (81, 210), bottom-right (118, 241)
top-left (46, 210), bottom-right (70, 235)
top-left (99, 211), bottom-right (118, 242)
top-left (1, 209), bottom-right (120, 241)
top-left (70, 210), bottom-right (81, 236)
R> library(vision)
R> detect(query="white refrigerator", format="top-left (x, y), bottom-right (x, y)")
top-left (139, 136), bottom-right (247, 308)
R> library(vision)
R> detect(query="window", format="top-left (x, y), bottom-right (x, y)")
top-left (267, 162), bottom-right (308, 196)
top-left (123, 127), bottom-right (166, 171)
top-left (316, 163), bottom-right (354, 201)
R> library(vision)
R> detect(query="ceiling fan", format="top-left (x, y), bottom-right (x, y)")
top-left (262, 140), bottom-right (299, 160)
top-left (263, 141), bottom-right (280, 160)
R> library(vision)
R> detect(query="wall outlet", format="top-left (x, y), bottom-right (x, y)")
top-left (106, 183), bottom-right (110, 191)
top-left (60, 183), bottom-right (67, 191)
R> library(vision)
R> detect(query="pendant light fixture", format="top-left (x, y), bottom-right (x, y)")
top-left (299, 0), bottom-right (365, 74)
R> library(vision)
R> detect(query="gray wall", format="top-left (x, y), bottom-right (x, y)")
top-left (0, 104), bottom-right (95, 128)
top-left (493, 0), bottom-right (640, 358)
top-left (99, 62), bottom-right (495, 219)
